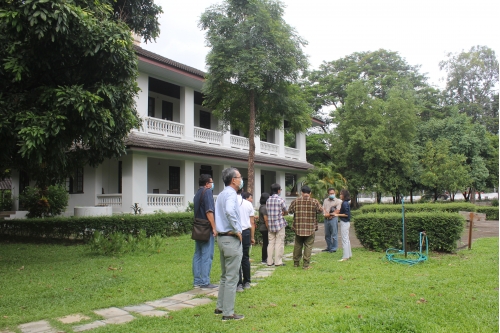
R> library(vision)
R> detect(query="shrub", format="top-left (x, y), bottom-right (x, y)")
top-left (0, 212), bottom-right (194, 240)
top-left (354, 212), bottom-right (465, 252)
top-left (476, 206), bottom-right (499, 220)
top-left (358, 202), bottom-right (477, 214)
top-left (254, 215), bottom-right (295, 245)
top-left (19, 185), bottom-right (69, 218)
top-left (0, 190), bottom-right (12, 211)
top-left (491, 198), bottom-right (499, 207)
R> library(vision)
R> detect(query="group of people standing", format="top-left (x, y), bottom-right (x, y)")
top-left (191, 167), bottom-right (352, 321)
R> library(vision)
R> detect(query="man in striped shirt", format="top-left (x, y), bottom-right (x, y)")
top-left (288, 185), bottom-right (323, 269)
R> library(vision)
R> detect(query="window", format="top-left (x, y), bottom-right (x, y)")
top-left (231, 129), bottom-right (240, 136)
top-left (200, 110), bottom-right (211, 129)
top-left (148, 97), bottom-right (155, 117)
top-left (67, 168), bottom-right (84, 194)
top-left (162, 101), bottom-right (173, 121)
top-left (200, 165), bottom-right (213, 177)
top-left (168, 166), bottom-right (180, 194)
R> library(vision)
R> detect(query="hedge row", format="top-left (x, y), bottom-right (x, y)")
top-left (476, 206), bottom-right (499, 220)
top-left (358, 202), bottom-right (477, 214)
top-left (254, 216), bottom-right (296, 245)
top-left (0, 212), bottom-right (194, 241)
top-left (353, 212), bottom-right (465, 252)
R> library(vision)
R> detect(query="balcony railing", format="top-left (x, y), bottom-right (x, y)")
top-left (261, 142), bottom-right (279, 155)
top-left (230, 135), bottom-right (249, 150)
top-left (194, 127), bottom-right (223, 145)
top-left (147, 194), bottom-right (184, 207)
top-left (97, 194), bottom-right (122, 206)
top-left (285, 147), bottom-right (300, 159)
top-left (145, 117), bottom-right (184, 137)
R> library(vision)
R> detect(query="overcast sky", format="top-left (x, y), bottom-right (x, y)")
top-left (141, 0), bottom-right (499, 89)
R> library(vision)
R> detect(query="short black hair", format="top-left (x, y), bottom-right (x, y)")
top-left (199, 174), bottom-right (212, 186)
top-left (270, 183), bottom-right (281, 194)
top-left (301, 185), bottom-right (311, 194)
top-left (327, 188), bottom-right (336, 193)
top-left (259, 192), bottom-right (270, 205)
top-left (340, 189), bottom-right (351, 201)
top-left (242, 192), bottom-right (252, 200)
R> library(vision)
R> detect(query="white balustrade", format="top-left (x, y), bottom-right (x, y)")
top-left (145, 117), bottom-right (184, 137)
top-left (285, 147), bottom-right (300, 159)
top-left (194, 127), bottom-right (223, 145)
top-left (230, 135), bottom-right (249, 150)
top-left (147, 194), bottom-right (184, 207)
top-left (97, 194), bottom-right (122, 207)
top-left (260, 142), bottom-right (279, 155)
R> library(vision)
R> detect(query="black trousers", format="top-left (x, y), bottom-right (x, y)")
top-left (238, 228), bottom-right (251, 285)
top-left (260, 230), bottom-right (269, 262)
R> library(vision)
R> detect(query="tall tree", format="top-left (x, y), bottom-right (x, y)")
top-left (439, 45), bottom-right (499, 133)
top-left (0, 0), bottom-right (162, 186)
top-left (199, 0), bottom-right (311, 195)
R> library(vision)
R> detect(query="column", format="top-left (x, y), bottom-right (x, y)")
top-left (296, 132), bottom-right (306, 161)
top-left (253, 168), bottom-right (262, 208)
top-left (181, 160), bottom-right (195, 206)
top-left (10, 170), bottom-right (19, 211)
top-left (221, 121), bottom-right (231, 148)
top-left (254, 134), bottom-right (261, 155)
top-left (121, 152), bottom-right (148, 213)
top-left (274, 120), bottom-right (285, 157)
top-left (276, 171), bottom-right (286, 200)
top-left (135, 72), bottom-right (149, 121)
top-left (180, 86), bottom-right (195, 141)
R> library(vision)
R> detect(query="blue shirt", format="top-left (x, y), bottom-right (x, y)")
top-left (193, 187), bottom-right (215, 219)
top-left (339, 200), bottom-right (351, 222)
top-left (214, 186), bottom-right (242, 233)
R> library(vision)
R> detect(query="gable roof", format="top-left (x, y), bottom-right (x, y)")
top-left (125, 132), bottom-right (313, 171)
top-left (134, 45), bottom-right (205, 79)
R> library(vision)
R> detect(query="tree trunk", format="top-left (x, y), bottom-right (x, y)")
top-left (471, 187), bottom-right (476, 203)
top-left (247, 90), bottom-right (256, 196)
top-left (410, 188), bottom-right (414, 204)
top-left (376, 192), bottom-right (381, 204)
top-left (351, 191), bottom-right (359, 209)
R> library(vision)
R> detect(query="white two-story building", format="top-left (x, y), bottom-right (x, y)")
top-left (10, 44), bottom-right (319, 215)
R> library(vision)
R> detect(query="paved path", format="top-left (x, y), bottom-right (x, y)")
top-left (1, 250), bottom-right (324, 333)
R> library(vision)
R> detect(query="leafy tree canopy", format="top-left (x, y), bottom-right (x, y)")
top-left (439, 45), bottom-right (499, 133)
top-left (0, 0), bottom-right (162, 186)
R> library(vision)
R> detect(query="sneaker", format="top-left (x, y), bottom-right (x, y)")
top-left (321, 249), bottom-right (330, 252)
top-left (243, 282), bottom-right (251, 290)
top-left (193, 285), bottom-right (201, 289)
top-left (201, 283), bottom-right (218, 289)
top-left (222, 314), bottom-right (245, 321)
top-left (338, 258), bottom-right (349, 262)
top-left (260, 261), bottom-right (267, 265)
top-left (329, 250), bottom-right (337, 253)
top-left (236, 284), bottom-right (244, 292)
top-left (276, 263), bottom-right (286, 266)
top-left (267, 263), bottom-right (274, 267)
top-left (214, 309), bottom-right (223, 315)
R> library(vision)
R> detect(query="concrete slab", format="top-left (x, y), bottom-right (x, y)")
top-left (102, 315), bottom-right (135, 325)
top-left (94, 307), bottom-right (129, 319)
top-left (169, 293), bottom-right (196, 301)
top-left (138, 310), bottom-right (169, 317)
top-left (163, 303), bottom-right (195, 311)
top-left (57, 314), bottom-right (91, 324)
top-left (146, 298), bottom-right (181, 308)
top-left (122, 305), bottom-right (155, 313)
top-left (253, 271), bottom-right (273, 277)
top-left (19, 320), bottom-right (56, 333)
top-left (183, 298), bottom-right (213, 306)
top-left (205, 290), bottom-right (219, 297)
top-left (184, 288), bottom-right (214, 295)
top-left (73, 321), bottom-right (106, 332)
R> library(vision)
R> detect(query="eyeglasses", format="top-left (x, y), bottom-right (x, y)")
top-left (233, 176), bottom-right (241, 179)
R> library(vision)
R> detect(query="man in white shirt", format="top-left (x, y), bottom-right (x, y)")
top-left (237, 191), bottom-right (255, 292)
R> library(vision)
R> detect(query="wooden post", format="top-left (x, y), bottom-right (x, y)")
top-left (468, 212), bottom-right (474, 250)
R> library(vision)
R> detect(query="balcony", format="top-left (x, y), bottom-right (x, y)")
top-left (145, 117), bottom-right (184, 137)
top-left (194, 127), bottom-right (223, 145)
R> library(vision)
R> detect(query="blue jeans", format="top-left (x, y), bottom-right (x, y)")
top-left (324, 217), bottom-right (338, 252)
top-left (192, 233), bottom-right (215, 286)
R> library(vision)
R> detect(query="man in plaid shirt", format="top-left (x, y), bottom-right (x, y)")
top-left (288, 185), bottom-right (323, 269)
top-left (266, 183), bottom-right (288, 266)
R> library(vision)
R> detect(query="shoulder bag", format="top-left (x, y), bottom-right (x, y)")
top-left (191, 188), bottom-right (212, 241)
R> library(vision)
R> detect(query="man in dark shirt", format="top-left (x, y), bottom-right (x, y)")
top-left (192, 174), bottom-right (218, 288)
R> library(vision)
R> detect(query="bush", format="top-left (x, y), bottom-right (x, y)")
top-left (0, 190), bottom-right (12, 211)
top-left (0, 212), bottom-right (194, 240)
top-left (19, 185), bottom-right (69, 218)
top-left (354, 212), bottom-right (465, 252)
top-left (491, 198), bottom-right (499, 207)
top-left (87, 229), bottom-right (166, 255)
top-left (476, 206), bottom-right (499, 220)
top-left (358, 202), bottom-right (477, 214)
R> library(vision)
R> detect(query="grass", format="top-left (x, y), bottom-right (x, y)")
top-left (0, 236), bottom-right (498, 332)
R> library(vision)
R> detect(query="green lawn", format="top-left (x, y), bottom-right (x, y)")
top-left (0, 236), bottom-right (498, 332)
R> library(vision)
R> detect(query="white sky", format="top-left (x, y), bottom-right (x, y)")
top-left (142, 0), bottom-right (499, 89)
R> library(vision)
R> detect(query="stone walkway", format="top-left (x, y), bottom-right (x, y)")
top-left (2, 249), bottom-right (323, 333)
